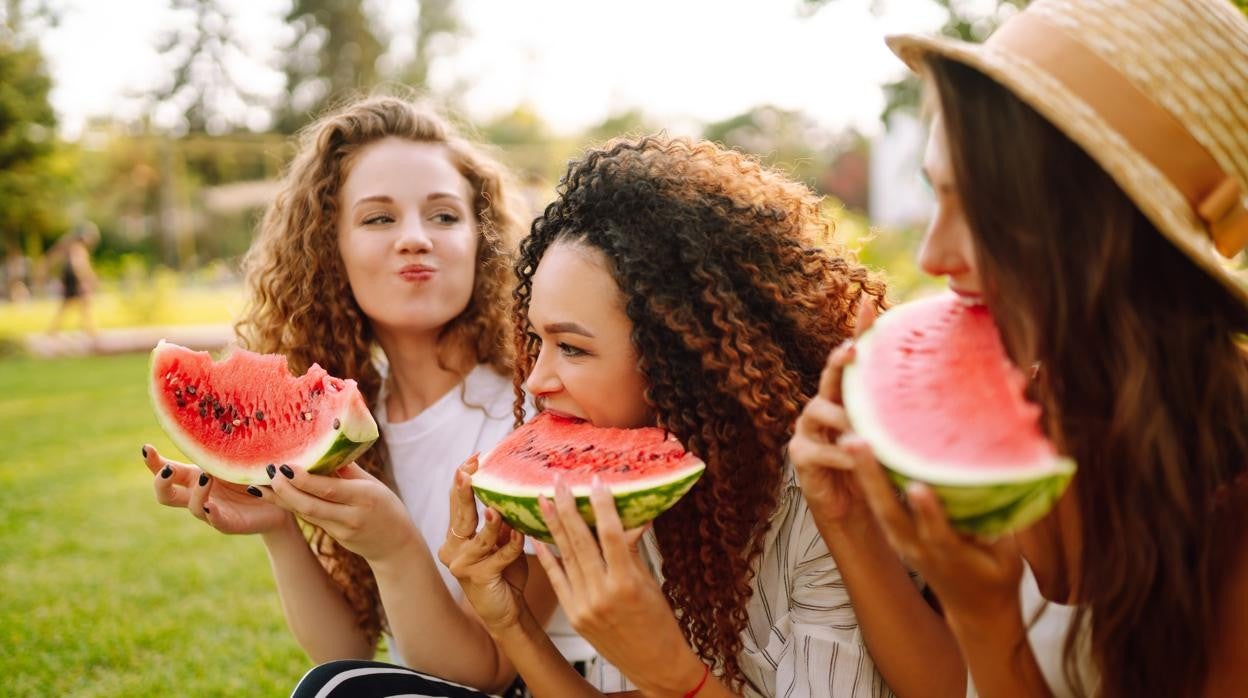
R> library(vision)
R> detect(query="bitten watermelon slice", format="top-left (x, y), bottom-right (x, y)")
top-left (842, 293), bottom-right (1075, 537)
top-left (149, 340), bottom-right (379, 485)
top-left (471, 413), bottom-right (706, 543)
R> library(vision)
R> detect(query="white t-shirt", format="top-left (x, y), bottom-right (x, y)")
top-left (375, 363), bottom-right (518, 600)
top-left (966, 566), bottom-right (1095, 698)
top-left (375, 363), bottom-right (594, 668)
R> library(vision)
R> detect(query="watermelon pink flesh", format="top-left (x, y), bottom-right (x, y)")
top-left (149, 340), bottom-right (379, 485)
top-left (842, 293), bottom-right (1075, 537)
top-left (472, 413), bottom-right (705, 543)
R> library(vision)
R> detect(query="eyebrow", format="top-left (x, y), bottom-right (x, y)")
top-left (544, 322), bottom-right (595, 337)
top-left (352, 192), bottom-right (466, 208)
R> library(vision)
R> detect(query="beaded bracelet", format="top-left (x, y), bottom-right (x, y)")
top-left (683, 663), bottom-right (711, 698)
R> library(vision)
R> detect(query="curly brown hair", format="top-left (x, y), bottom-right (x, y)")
top-left (512, 135), bottom-right (887, 691)
top-left (234, 92), bottom-right (524, 647)
top-left (928, 57), bottom-right (1248, 697)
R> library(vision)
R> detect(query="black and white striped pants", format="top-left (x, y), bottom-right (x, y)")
top-left (290, 660), bottom-right (526, 698)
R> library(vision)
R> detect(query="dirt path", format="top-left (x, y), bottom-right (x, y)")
top-left (24, 324), bottom-right (235, 358)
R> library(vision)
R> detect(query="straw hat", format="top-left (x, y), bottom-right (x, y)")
top-left (887, 0), bottom-right (1248, 306)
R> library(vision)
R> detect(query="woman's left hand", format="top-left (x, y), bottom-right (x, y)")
top-left (846, 438), bottom-right (1024, 627)
top-left (260, 462), bottom-right (420, 565)
top-left (535, 476), bottom-right (706, 694)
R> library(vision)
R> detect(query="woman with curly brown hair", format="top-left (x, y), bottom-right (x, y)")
top-left (140, 93), bottom-right (564, 694)
top-left (428, 134), bottom-right (902, 698)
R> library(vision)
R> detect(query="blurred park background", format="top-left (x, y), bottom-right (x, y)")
top-left (5, 0), bottom-right (1245, 695)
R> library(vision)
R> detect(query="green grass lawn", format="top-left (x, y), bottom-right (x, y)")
top-left (0, 354), bottom-right (317, 696)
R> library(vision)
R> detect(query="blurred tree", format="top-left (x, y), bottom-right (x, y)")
top-left (1237, 0), bottom-right (1247, 15)
top-left (146, 0), bottom-right (279, 135)
top-left (703, 105), bottom-right (849, 192)
top-left (276, 0), bottom-right (466, 133)
top-left (398, 0), bottom-right (460, 89)
top-left (0, 15), bottom-right (76, 258)
top-left (802, 0), bottom-right (1028, 121)
top-left (275, 0), bottom-right (386, 132)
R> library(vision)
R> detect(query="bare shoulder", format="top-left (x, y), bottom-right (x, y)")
top-left (1206, 481), bottom-right (1248, 695)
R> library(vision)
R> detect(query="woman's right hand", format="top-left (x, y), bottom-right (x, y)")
top-left (438, 455), bottom-right (530, 636)
top-left (790, 299), bottom-right (878, 523)
top-left (142, 443), bottom-right (291, 535)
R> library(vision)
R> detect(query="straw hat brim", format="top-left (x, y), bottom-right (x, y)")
top-left (886, 33), bottom-right (1248, 309)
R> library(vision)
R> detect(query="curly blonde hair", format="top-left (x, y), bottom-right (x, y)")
top-left (515, 135), bottom-right (887, 691)
top-left (235, 93), bottom-right (524, 647)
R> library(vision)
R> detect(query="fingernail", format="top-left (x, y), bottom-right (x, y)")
top-left (279, 464), bottom-right (294, 479)
top-left (141, 446), bottom-right (148, 459)
top-left (160, 465), bottom-right (173, 479)
top-left (591, 474), bottom-right (603, 491)
top-left (266, 464), bottom-right (276, 479)
top-left (246, 486), bottom-right (263, 498)
top-left (485, 509), bottom-right (496, 522)
top-left (198, 473), bottom-right (209, 487)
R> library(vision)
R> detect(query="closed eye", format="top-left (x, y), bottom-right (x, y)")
top-left (363, 213), bottom-right (394, 226)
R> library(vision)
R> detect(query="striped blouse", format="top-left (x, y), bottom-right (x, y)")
top-left (586, 465), bottom-right (903, 697)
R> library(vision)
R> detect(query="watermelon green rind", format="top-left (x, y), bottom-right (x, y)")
top-left (842, 297), bottom-right (1076, 537)
top-left (472, 458), bottom-right (705, 544)
top-left (148, 340), bottom-right (379, 486)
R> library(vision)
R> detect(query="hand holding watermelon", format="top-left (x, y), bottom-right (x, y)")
top-left (846, 440), bottom-right (1026, 626)
top-left (142, 443), bottom-right (291, 535)
top-left (790, 299), bottom-right (878, 526)
top-left (532, 477), bottom-right (705, 695)
top-left (258, 462), bottom-right (421, 565)
top-left (438, 455), bottom-right (530, 635)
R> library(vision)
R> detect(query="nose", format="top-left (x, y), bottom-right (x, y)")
top-left (917, 208), bottom-right (973, 280)
top-left (394, 217), bottom-right (433, 255)
top-left (524, 343), bottom-right (561, 398)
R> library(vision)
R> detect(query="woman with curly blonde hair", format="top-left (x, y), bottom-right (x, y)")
top-left (141, 93), bottom-right (563, 694)
top-left (428, 134), bottom-right (902, 697)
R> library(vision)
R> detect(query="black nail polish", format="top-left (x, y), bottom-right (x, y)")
top-left (266, 464), bottom-right (276, 479)
top-left (198, 473), bottom-right (209, 487)
top-left (141, 446), bottom-right (148, 459)
top-left (279, 464), bottom-right (294, 479)
top-left (160, 465), bottom-right (173, 479)
top-left (246, 486), bottom-right (263, 498)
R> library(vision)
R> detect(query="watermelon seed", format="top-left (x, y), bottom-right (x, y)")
top-left (186, 385), bottom-right (196, 395)
top-left (581, 445), bottom-right (594, 452)
top-left (198, 406), bottom-right (208, 418)
top-left (176, 399), bottom-right (187, 408)
top-left (332, 418), bottom-right (340, 430)
top-left (255, 411), bottom-right (265, 421)
top-left (232, 419), bottom-right (242, 427)
top-left (213, 406), bottom-right (225, 418)
top-left (302, 411), bottom-right (313, 421)
top-left (222, 422), bottom-right (233, 434)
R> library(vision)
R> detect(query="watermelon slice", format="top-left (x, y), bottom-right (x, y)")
top-left (842, 293), bottom-right (1075, 537)
top-left (471, 413), bottom-right (706, 543)
top-left (149, 340), bottom-right (379, 485)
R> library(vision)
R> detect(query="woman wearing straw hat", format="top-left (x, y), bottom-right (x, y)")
top-left (793, 0), bottom-right (1248, 696)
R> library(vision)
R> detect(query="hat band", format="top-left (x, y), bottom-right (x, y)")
top-left (991, 10), bottom-right (1248, 258)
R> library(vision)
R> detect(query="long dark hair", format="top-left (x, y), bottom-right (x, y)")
top-left (512, 135), bottom-right (886, 690)
top-left (927, 57), bottom-right (1248, 697)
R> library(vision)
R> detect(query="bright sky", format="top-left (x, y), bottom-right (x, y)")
top-left (37, 0), bottom-right (947, 138)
